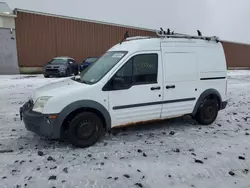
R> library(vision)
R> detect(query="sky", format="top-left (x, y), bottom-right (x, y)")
top-left (3, 0), bottom-right (250, 44)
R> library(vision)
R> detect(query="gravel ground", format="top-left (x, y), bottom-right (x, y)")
top-left (0, 71), bottom-right (250, 188)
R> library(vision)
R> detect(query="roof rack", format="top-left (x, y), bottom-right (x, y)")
top-left (125, 36), bottom-right (152, 41)
top-left (156, 29), bottom-right (220, 42)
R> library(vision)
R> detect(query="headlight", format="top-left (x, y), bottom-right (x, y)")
top-left (33, 96), bottom-right (52, 113)
top-left (59, 67), bottom-right (66, 71)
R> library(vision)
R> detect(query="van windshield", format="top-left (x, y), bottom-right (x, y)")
top-left (79, 51), bottom-right (127, 84)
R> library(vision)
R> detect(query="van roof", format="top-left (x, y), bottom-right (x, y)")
top-left (109, 36), bottom-right (221, 52)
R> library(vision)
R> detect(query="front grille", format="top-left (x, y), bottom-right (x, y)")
top-left (46, 68), bottom-right (59, 74)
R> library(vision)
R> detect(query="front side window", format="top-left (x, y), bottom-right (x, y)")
top-left (69, 59), bottom-right (75, 64)
top-left (132, 54), bottom-right (158, 84)
top-left (107, 53), bottom-right (158, 90)
top-left (79, 51), bottom-right (127, 84)
top-left (115, 58), bottom-right (133, 87)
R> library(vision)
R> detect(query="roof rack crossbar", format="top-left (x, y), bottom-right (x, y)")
top-left (125, 36), bottom-right (152, 41)
top-left (156, 29), bottom-right (220, 42)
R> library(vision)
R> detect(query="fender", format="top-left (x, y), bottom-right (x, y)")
top-left (192, 89), bottom-right (222, 115)
top-left (53, 100), bottom-right (111, 138)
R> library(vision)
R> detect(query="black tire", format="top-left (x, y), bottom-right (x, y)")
top-left (195, 96), bottom-right (219, 125)
top-left (74, 68), bottom-right (79, 75)
top-left (66, 69), bottom-right (70, 77)
top-left (44, 75), bottom-right (49, 78)
top-left (67, 112), bottom-right (104, 148)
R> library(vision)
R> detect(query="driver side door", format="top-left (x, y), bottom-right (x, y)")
top-left (104, 52), bottom-right (163, 127)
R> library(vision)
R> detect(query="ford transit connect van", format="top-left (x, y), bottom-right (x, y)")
top-left (20, 32), bottom-right (227, 147)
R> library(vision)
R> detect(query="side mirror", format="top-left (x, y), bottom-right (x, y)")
top-left (112, 77), bottom-right (125, 89)
top-left (75, 75), bottom-right (81, 80)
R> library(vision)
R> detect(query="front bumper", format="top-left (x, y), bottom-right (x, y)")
top-left (220, 101), bottom-right (228, 110)
top-left (20, 101), bottom-right (60, 139)
top-left (44, 69), bottom-right (66, 77)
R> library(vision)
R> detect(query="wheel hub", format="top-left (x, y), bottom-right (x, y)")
top-left (204, 106), bottom-right (214, 119)
top-left (76, 121), bottom-right (96, 139)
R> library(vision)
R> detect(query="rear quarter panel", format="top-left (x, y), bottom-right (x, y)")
top-left (197, 43), bottom-right (227, 101)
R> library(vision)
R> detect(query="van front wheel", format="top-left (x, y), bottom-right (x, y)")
top-left (67, 112), bottom-right (104, 148)
top-left (195, 97), bottom-right (219, 125)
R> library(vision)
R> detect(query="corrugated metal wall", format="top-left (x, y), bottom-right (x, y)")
top-left (15, 11), bottom-right (156, 67)
top-left (15, 10), bottom-right (250, 68)
top-left (0, 28), bottom-right (19, 74)
top-left (222, 41), bottom-right (250, 68)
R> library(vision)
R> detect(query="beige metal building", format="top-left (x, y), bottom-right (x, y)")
top-left (0, 2), bottom-right (19, 74)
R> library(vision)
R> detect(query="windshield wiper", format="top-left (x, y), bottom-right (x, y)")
top-left (81, 79), bottom-right (90, 84)
top-left (72, 75), bottom-right (90, 84)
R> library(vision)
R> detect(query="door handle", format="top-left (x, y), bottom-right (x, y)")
top-left (151, 86), bottom-right (161, 90)
top-left (166, 85), bottom-right (175, 89)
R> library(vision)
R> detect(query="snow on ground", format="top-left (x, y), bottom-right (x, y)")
top-left (0, 72), bottom-right (250, 188)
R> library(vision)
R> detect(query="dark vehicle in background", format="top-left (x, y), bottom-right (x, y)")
top-left (80, 57), bottom-right (98, 71)
top-left (43, 57), bottom-right (79, 78)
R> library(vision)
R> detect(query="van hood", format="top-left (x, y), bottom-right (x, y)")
top-left (32, 78), bottom-right (86, 102)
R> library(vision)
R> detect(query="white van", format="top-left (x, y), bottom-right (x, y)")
top-left (20, 32), bottom-right (228, 147)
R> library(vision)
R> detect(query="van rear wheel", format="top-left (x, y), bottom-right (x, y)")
top-left (67, 112), bottom-right (104, 148)
top-left (195, 96), bottom-right (219, 125)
